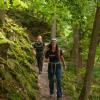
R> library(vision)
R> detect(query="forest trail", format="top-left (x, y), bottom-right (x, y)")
top-left (38, 62), bottom-right (71, 100)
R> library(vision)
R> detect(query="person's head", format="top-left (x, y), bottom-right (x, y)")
top-left (37, 35), bottom-right (42, 42)
top-left (51, 38), bottom-right (57, 50)
top-left (48, 38), bottom-right (60, 60)
top-left (48, 38), bottom-right (58, 52)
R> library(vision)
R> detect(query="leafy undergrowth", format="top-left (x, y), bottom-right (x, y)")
top-left (0, 14), bottom-right (39, 100)
top-left (62, 65), bottom-right (100, 100)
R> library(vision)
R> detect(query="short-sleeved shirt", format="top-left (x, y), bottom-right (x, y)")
top-left (45, 50), bottom-right (63, 62)
top-left (32, 42), bottom-right (45, 55)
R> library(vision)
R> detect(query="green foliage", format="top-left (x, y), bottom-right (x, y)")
top-left (0, 32), bottom-right (13, 45)
top-left (62, 66), bottom-right (100, 99)
top-left (13, 0), bottom-right (28, 9)
top-left (0, 0), bottom-right (100, 99)
top-left (8, 90), bottom-right (22, 100)
top-left (0, 0), bottom-right (4, 8)
top-left (97, 0), bottom-right (100, 7)
top-left (62, 69), bottom-right (78, 99)
top-left (0, 13), bottom-right (39, 99)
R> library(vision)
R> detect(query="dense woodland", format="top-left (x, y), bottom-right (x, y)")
top-left (0, 0), bottom-right (100, 100)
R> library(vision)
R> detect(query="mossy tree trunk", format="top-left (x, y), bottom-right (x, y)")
top-left (73, 24), bottom-right (82, 72)
top-left (51, 16), bottom-right (57, 39)
top-left (0, 9), bottom-right (5, 26)
top-left (79, 7), bottom-right (100, 100)
top-left (0, 0), bottom-right (6, 26)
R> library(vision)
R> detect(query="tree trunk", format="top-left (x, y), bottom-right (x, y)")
top-left (0, 0), bottom-right (6, 26)
top-left (0, 9), bottom-right (5, 26)
top-left (79, 7), bottom-right (100, 100)
top-left (51, 16), bottom-right (57, 39)
top-left (73, 24), bottom-right (82, 72)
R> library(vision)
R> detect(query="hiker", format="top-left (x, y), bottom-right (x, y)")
top-left (32, 35), bottom-right (45, 74)
top-left (45, 38), bottom-right (66, 99)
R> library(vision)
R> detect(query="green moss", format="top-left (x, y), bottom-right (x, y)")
top-left (8, 91), bottom-right (22, 100)
top-left (0, 14), bottom-right (39, 99)
top-left (0, 32), bottom-right (14, 45)
top-left (62, 67), bottom-right (100, 100)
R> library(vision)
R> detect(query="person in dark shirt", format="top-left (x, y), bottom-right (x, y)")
top-left (32, 35), bottom-right (45, 74)
top-left (45, 38), bottom-right (66, 99)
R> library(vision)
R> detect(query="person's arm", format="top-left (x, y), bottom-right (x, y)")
top-left (60, 50), bottom-right (67, 70)
top-left (32, 49), bottom-right (36, 56)
top-left (43, 42), bottom-right (46, 55)
top-left (32, 42), bottom-right (36, 56)
top-left (43, 42), bottom-right (45, 49)
top-left (44, 50), bottom-right (49, 62)
top-left (60, 55), bottom-right (67, 70)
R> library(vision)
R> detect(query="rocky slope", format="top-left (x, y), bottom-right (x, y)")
top-left (0, 14), bottom-right (39, 100)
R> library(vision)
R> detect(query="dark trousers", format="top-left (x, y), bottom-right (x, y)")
top-left (36, 55), bottom-right (43, 72)
top-left (48, 63), bottom-right (62, 97)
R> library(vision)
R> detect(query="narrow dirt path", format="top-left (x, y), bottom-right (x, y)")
top-left (38, 62), bottom-right (71, 100)
top-left (38, 63), bottom-right (49, 100)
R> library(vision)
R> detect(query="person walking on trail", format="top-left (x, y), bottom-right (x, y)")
top-left (45, 38), bottom-right (66, 100)
top-left (32, 35), bottom-right (45, 74)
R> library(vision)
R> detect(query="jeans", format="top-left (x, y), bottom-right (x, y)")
top-left (48, 62), bottom-right (62, 97)
top-left (36, 55), bottom-right (43, 72)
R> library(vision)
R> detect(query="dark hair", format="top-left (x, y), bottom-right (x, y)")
top-left (48, 42), bottom-right (60, 60)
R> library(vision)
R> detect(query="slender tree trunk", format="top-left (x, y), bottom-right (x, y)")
top-left (0, 0), bottom-right (6, 26)
top-left (73, 24), bottom-right (82, 72)
top-left (51, 16), bottom-right (57, 38)
top-left (79, 7), bottom-right (100, 100)
top-left (0, 9), bottom-right (4, 26)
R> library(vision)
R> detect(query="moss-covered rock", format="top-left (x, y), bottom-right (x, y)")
top-left (0, 14), bottom-right (39, 100)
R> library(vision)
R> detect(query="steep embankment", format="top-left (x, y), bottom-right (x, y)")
top-left (0, 14), bottom-right (39, 100)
